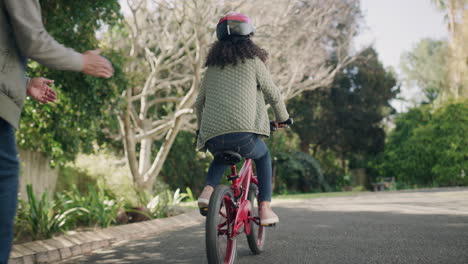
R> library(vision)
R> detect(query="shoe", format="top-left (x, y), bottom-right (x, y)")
top-left (197, 185), bottom-right (214, 208)
top-left (259, 202), bottom-right (279, 226)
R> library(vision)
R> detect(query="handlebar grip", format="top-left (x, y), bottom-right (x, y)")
top-left (279, 118), bottom-right (293, 126)
top-left (270, 118), bottom-right (293, 131)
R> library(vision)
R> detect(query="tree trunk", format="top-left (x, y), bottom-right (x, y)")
top-left (271, 158), bottom-right (277, 193)
top-left (341, 154), bottom-right (347, 172)
top-left (142, 116), bottom-right (185, 193)
top-left (137, 116), bottom-right (153, 188)
top-left (300, 139), bottom-right (310, 153)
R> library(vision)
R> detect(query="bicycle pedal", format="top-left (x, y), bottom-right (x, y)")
top-left (199, 207), bottom-right (208, 217)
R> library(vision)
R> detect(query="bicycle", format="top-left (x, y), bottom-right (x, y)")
top-left (203, 118), bottom-right (293, 264)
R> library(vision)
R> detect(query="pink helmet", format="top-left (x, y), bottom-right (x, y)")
top-left (216, 12), bottom-right (255, 41)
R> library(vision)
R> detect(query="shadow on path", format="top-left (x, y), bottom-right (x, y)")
top-left (59, 206), bottom-right (468, 264)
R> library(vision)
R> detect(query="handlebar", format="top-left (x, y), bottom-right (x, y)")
top-left (270, 118), bottom-right (293, 131)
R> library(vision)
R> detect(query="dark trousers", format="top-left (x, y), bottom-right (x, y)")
top-left (0, 118), bottom-right (19, 264)
top-left (205, 133), bottom-right (272, 202)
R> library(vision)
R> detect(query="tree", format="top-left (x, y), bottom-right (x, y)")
top-left (242, 0), bottom-right (362, 100)
top-left (160, 132), bottom-right (211, 195)
top-left (18, 0), bottom-right (124, 165)
top-left (107, 0), bottom-right (364, 194)
top-left (430, 0), bottom-right (464, 35)
top-left (110, 0), bottom-right (363, 194)
top-left (400, 38), bottom-right (449, 103)
top-left (109, 0), bottom-right (240, 193)
top-left (289, 48), bottom-right (398, 167)
top-left (430, 0), bottom-right (468, 100)
top-left (373, 100), bottom-right (468, 186)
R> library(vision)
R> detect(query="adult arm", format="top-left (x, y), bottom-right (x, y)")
top-left (255, 58), bottom-right (289, 122)
top-left (4, 0), bottom-right (82, 71)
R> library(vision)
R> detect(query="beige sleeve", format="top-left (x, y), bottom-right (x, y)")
top-left (255, 58), bottom-right (289, 122)
top-left (25, 77), bottom-right (30, 89)
top-left (4, 0), bottom-right (83, 72)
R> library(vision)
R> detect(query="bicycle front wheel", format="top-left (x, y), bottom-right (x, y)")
top-left (206, 185), bottom-right (237, 264)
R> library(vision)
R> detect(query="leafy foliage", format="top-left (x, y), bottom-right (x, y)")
top-left (56, 184), bottom-right (124, 228)
top-left (160, 132), bottom-right (212, 195)
top-left (313, 149), bottom-right (349, 190)
top-left (289, 48), bottom-right (398, 160)
top-left (274, 151), bottom-right (329, 193)
top-left (372, 100), bottom-right (468, 186)
top-left (400, 38), bottom-right (449, 102)
top-left (134, 187), bottom-right (193, 219)
top-left (16, 184), bottom-right (85, 240)
top-left (15, 182), bottom-right (193, 242)
top-left (17, 0), bottom-right (126, 166)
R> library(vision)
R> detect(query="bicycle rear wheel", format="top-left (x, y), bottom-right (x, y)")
top-left (246, 183), bottom-right (266, 254)
top-left (206, 185), bottom-right (237, 264)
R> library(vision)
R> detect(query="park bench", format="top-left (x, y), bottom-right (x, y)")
top-left (372, 177), bottom-right (395, 191)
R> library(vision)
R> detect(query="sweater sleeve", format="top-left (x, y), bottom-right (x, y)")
top-left (194, 74), bottom-right (207, 129)
top-left (255, 58), bottom-right (289, 122)
top-left (4, 0), bottom-right (83, 72)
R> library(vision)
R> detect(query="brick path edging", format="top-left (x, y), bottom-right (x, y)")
top-left (8, 210), bottom-right (203, 264)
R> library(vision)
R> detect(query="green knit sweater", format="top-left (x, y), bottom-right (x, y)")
top-left (195, 57), bottom-right (289, 151)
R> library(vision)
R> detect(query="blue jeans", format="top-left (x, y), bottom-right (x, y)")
top-left (205, 133), bottom-right (272, 202)
top-left (0, 118), bottom-right (19, 264)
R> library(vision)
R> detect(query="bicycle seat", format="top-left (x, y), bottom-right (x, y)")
top-left (215, 151), bottom-right (242, 165)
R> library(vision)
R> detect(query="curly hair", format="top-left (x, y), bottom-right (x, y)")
top-left (205, 36), bottom-right (268, 68)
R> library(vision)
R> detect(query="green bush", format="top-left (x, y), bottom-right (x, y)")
top-left (18, 1), bottom-right (125, 166)
top-left (16, 184), bottom-right (85, 240)
top-left (55, 165), bottom-right (98, 194)
top-left (373, 100), bottom-right (468, 186)
top-left (274, 151), bottom-right (330, 193)
top-left (15, 182), bottom-right (192, 242)
top-left (314, 149), bottom-right (347, 191)
top-left (160, 132), bottom-right (212, 195)
top-left (56, 184), bottom-right (124, 228)
top-left (134, 187), bottom-right (193, 219)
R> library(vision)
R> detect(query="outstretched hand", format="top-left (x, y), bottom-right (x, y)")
top-left (27, 77), bottom-right (57, 104)
top-left (82, 49), bottom-right (114, 78)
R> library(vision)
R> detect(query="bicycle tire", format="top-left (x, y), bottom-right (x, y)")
top-left (206, 185), bottom-right (237, 264)
top-left (246, 183), bottom-right (266, 254)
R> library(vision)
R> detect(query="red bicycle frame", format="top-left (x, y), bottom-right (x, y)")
top-left (224, 158), bottom-right (260, 239)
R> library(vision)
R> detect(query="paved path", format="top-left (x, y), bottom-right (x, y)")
top-left (58, 188), bottom-right (468, 264)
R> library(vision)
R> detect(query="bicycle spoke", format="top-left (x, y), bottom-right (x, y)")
top-left (224, 239), bottom-right (236, 263)
top-left (218, 221), bottom-right (227, 229)
top-left (206, 186), bottom-right (239, 264)
top-left (219, 210), bottom-right (227, 218)
top-left (218, 228), bottom-right (228, 236)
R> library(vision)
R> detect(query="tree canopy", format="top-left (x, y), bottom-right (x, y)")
top-left (18, 0), bottom-right (125, 165)
top-left (373, 100), bottom-right (468, 186)
top-left (289, 48), bottom-right (398, 164)
top-left (400, 38), bottom-right (449, 103)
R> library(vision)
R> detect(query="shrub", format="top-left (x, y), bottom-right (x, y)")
top-left (131, 187), bottom-right (192, 220)
top-left (56, 165), bottom-right (98, 194)
top-left (17, 184), bottom-right (85, 240)
top-left (160, 132), bottom-right (211, 196)
top-left (314, 149), bottom-right (347, 191)
top-left (56, 184), bottom-right (124, 228)
top-left (373, 100), bottom-right (468, 186)
top-left (274, 151), bottom-right (330, 193)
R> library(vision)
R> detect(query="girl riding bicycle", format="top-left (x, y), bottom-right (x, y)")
top-left (195, 12), bottom-right (289, 226)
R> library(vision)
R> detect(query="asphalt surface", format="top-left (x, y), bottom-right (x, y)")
top-left (59, 189), bottom-right (468, 264)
